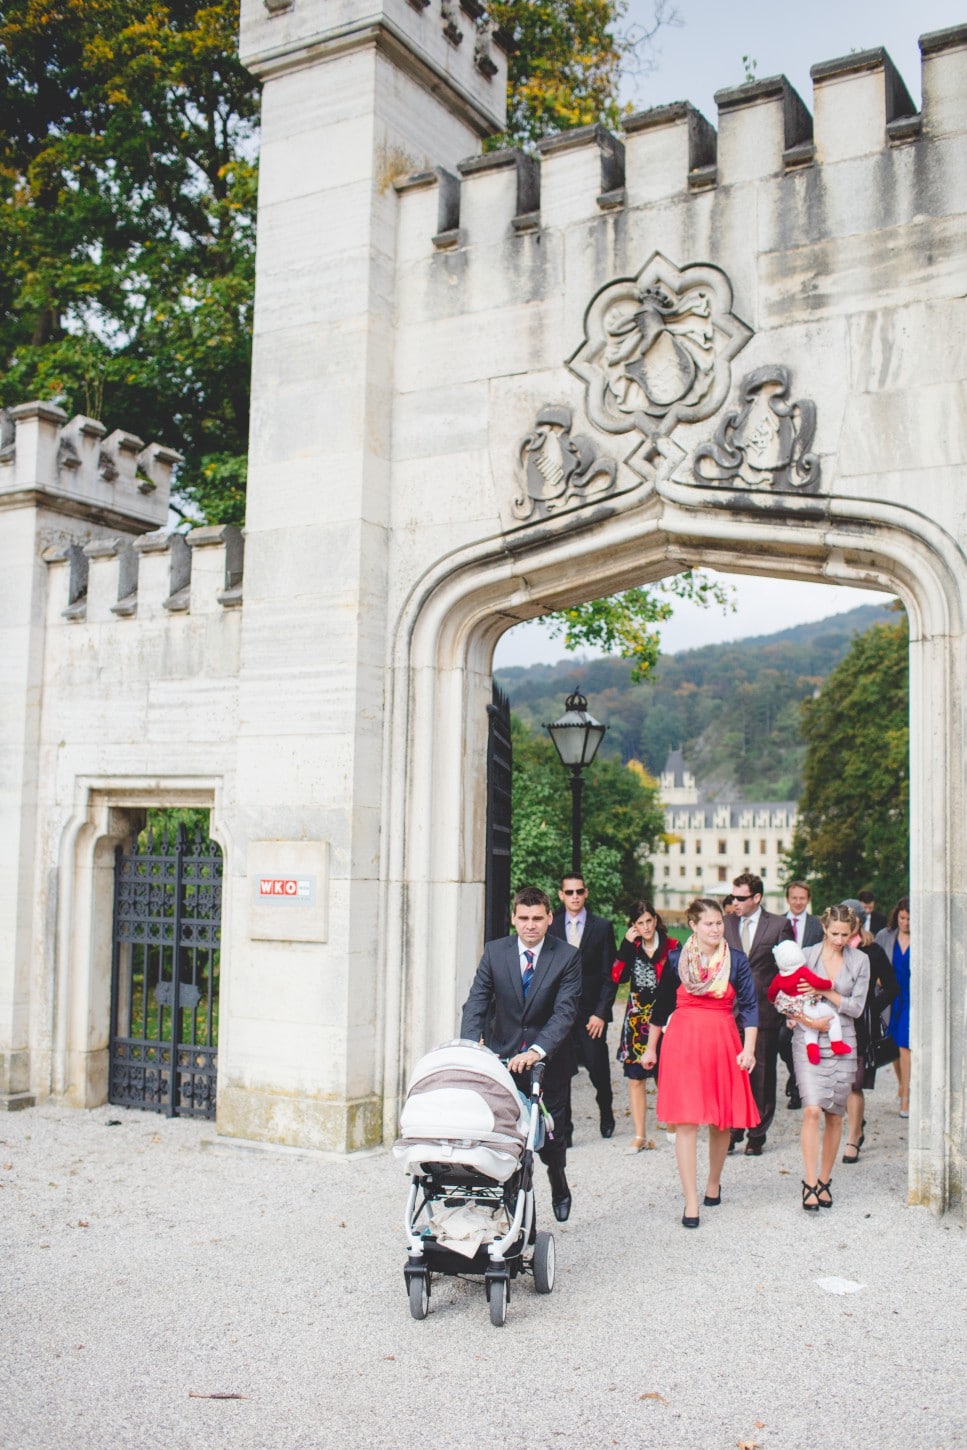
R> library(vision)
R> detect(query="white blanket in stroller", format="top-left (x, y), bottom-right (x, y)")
top-left (393, 1040), bottom-right (529, 1184)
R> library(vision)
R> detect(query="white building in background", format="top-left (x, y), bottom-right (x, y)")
top-left (647, 751), bottom-right (796, 918)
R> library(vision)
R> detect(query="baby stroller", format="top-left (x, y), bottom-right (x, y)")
top-left (394, 1039), bottom-right (555, 1326)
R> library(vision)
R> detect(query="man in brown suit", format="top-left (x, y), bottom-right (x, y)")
top-left (724, 870), bottom-right (794, 1154)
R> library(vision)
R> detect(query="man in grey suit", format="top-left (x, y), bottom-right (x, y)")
top-left (461, 885), bottom-right (582, 1221)
top-left (724, 870), bottom-right (794, 1154)
top-left (780, 881), bottom-right (825, 1107)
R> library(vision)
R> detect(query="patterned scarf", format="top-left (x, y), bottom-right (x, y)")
top-left (678, 934), bottom-right (731, 997)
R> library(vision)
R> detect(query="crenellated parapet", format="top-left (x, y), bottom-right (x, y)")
top-left (0, 400), bottom-right (178, 532)
top-left (42, 524), bottom-right (244, 623)
top-left (394, 25), bottom-right (967, 244)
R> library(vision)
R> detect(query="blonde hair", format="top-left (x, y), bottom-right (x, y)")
top-left (822, 903), bottom-right (859, 934)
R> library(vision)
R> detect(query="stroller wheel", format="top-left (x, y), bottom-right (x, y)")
top-left (408, 1273), bottom-right (429, 1321)
top-left (488, 1278), bottom-right (508, 1328)
top-left (532, 1231), bottom-right (555, 1294)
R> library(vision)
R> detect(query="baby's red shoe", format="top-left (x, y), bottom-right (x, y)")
top-left (806, 1043), bottom-right (821, 1066)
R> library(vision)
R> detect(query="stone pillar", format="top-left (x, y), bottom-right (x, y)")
top-left (225, 0), bottom-right (505, 1148)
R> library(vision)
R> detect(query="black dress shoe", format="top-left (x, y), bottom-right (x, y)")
top-left (744, 1141), bottom-right (763, 1156)
top-left (548, 1166), bottom-right (571, 1222)
top-left (787, 1092), bottom-right (802, 1110)
top-left (599, 1111), bottom-right (616, 1139)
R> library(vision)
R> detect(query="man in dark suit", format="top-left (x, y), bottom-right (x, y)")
top-left (461, 885), bottom-right (582, 1221)
top-left (780, 881), bottom-right (825, 1107)
top-left (549, 873), bottom-right (618, 1140)
top-left (857, 891), bottom-right (887, 935)
top-left (724, 870), bottom-right (794, 1154)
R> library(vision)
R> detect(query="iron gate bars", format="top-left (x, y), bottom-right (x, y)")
top-left (109, 821), bottom-right (222, 1119)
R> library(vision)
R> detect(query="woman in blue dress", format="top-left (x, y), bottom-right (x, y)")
top-left (876, 897), bottom-right (911, 1117)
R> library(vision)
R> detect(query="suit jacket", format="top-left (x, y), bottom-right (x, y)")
top-left (724, 908), bottom-right (794, 1031)
top-left (786, 911), bottom-right (824, 948)
top-left (866, 910), bottom-right (888, 935)
top-left (460, 933), bottom-right (582, 1064)
top-left (549, 909), bottom-right (618, 1022)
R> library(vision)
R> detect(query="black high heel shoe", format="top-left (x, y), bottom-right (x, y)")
top-left (816, 1178), bottom-right (833, 1208)
top-left (842, 1142), bottom-right (861, 1164)
top-left (802, 1181), bottom-right (820, 1212)
top-left (681, 1212), bottom-right (700, 1228)
top-left (703, 1191), bottom-right (721, 1206)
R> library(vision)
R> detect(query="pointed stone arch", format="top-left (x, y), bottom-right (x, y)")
top-left (380, 486), bottom-right (965, 1214)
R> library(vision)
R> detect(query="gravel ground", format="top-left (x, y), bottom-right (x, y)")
top-left (2, 1069), bottom-right (964, 1450)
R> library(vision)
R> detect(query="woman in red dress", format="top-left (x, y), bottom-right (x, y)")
top-left (642, 896), bottom-right (759, 1228)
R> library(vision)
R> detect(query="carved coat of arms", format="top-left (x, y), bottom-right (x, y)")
top-left (693, 365), bottom-right (821, 492)
top-left (512, 405), bottom-right (616, 522)
top-left (568, 252), bottom-right (753, 439)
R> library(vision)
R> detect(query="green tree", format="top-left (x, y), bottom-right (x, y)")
top-left (486, 0), bottom-right (677, 149)
top-left (510, 714), bottom-right (664, 926)
top-left (545, 569), bottom-right (733, 683)
top-left (0, 0), bottom-right (258, 524)
top-left (783, 616), bottom-right (909, 907)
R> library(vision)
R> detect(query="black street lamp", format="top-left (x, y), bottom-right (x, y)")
top-left (545, 691), bottom-right (607, 873)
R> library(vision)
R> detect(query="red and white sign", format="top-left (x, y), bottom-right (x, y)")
top-left (258, 877), bottom-right (312, 899)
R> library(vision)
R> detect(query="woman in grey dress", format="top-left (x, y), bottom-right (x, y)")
top-left (789, 904), bottom-right (869, 1211)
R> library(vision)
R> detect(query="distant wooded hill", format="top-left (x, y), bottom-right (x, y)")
top-left (497, 601), bottom-right (900, 803)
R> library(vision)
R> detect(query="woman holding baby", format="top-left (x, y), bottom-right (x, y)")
top-left (782, 903), bottom-right (869, 1211)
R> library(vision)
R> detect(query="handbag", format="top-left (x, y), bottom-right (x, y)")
top-left (872, 1016), bottom-right (900, 1069)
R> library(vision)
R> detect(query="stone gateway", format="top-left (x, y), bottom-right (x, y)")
top-left (0, 1), bottom-right (965, 1215)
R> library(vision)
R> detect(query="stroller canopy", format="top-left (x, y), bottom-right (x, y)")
top-left (397, 1040), bottom-right (529, 1150)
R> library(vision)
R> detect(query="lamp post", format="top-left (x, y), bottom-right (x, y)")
top-left (545, 691), bottom-right (607, 873)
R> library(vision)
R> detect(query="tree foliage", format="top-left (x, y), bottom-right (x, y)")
top-left (486, 0), bottom-right (677, 150)
top-left (783, 616), bottom-right (909, 908)
top-left (546, 569), bottom-right (733, 683)
top-left (0, 0), bottom-right (679, 527)
top-left (510, 715), bottom-right (664, 926)
top-left (0, 0), bottom-right (258, 524)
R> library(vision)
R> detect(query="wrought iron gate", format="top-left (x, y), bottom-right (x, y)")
top-left (109, 822), bottom-right (222, 1119)
top-left (485, 682), bottom-right (513, 944)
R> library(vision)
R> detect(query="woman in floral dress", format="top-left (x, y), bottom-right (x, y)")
top-left (611, 901), bottom-right (679, 1152)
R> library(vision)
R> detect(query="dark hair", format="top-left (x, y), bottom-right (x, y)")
top-left (628, 900), bottom-right (664, 935)
top-left (560, 872), bottom-right (586, 888)
top-left (785, 880), bottom-right (810, 899)
top-left (512, 886), bottom-right (552, 913)
top-left (857, 890), bottom-right (875, 906)
top-left (685, 896), bottom-right (725, 927)
top-left (822, 902), bottom-right (859, 934)
top-left (888, 896), bottom-right (910, 931)
top-left (733, 870), bottom-right (763, 898)
top-left (722, 894), bottom-right (735, 908)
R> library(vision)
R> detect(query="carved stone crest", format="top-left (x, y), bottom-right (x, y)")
top-left (568, 253), bottom-right (752, 439)
top-left (513, 405), bottom-right (617, 521)
top-left (692, 365), bottom-right (821, 492)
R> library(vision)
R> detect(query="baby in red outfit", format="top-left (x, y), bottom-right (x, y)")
top-left (768, 940), bottom-right (851, 1066)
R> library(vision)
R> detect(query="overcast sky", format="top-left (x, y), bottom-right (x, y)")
top-left (494, 1), bottom-right (946, 670)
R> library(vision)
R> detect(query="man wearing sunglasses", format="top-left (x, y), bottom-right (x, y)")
top-left (550, 873), bottom-right (618, 1140)
top-left (723, 870), bottom-right (794, 1155)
